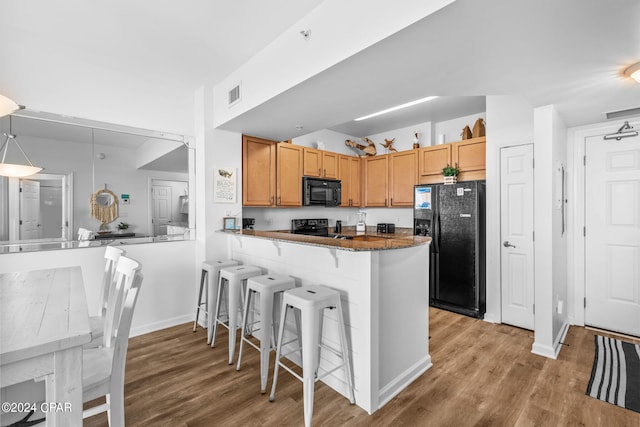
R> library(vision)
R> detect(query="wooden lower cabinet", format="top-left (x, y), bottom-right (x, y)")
top-left (338, 155), bottom-right (361, 207)
top-left (389, 150), bottom-right (418, 206)
top-left (364, 155), bottom-right (389, 207)
top-left (277, 143), bottom-right (303, 206)
top-left (242, 135), bottom-right (276, 206)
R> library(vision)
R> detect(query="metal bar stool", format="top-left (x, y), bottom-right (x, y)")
top-left (193, 259), bottom-right (239, 344)
top-left (269, 285), bottom-right (355, 427)
top-left (236, 273), bottom-right (296, 393)
top-left (211, 264), bottom-right (262, 364)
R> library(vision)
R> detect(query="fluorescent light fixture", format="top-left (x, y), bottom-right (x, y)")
top-left (354, 96), bottom-right (439, 121)
top-left (625, 62), bottom-right (640, 83)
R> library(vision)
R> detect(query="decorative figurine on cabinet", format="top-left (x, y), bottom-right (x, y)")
top-left (380, 138), bottom-right (397, 153)
top-left (345, 137), bottom-right (377, 156)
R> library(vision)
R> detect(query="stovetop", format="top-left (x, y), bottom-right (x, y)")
top-left (291, 218), bottom-right (329, 236)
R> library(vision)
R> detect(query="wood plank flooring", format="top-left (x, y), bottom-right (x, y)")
top-left (84, 308), bottom-right (640, 426)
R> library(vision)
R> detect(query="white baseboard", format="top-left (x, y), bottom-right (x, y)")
top-left (377, 355), bottom-right (433, 410)
top-left (482, 312), bottom-right (500, 324)
top-left (531, 321), bottom-right (570, 359)
top-left (130, 313), bottom-right (193, 338)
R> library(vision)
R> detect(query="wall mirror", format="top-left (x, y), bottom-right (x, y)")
top-left (0, 110), bottom-right (195, 253)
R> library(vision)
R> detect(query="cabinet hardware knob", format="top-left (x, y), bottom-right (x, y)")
top-left (270, 196), bottom-right (274, 205)
top-left (277, 196), bottom-right (281, 205)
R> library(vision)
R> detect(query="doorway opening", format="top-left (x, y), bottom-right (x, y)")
top-left (149, 179), bottom-right (188, 237)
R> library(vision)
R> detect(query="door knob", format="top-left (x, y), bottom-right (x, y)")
top-left (503, 241), bottom-right (516, 248)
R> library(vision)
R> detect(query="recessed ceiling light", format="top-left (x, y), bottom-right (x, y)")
top-left (625, 62), bottom-right (640, 83)
top-left (354, 96), bottom-right (439, 121)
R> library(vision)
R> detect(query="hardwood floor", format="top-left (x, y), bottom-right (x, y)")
top-left (84, 308), bottom-right (640, 426)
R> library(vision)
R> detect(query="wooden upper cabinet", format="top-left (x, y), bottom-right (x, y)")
top-left (303, 148), bottom-right (339, 179)
top-left (322, 151), bottom-right (339, 179)
top-left (389, 150), bottom-right (418, 207)
top-left (338, 155), bottom-right (362, 207)
top-left (419, 144), bottom-right (452, 184)
top-left (303, 148), bottom-right (322, 177)
top-left (242, 135), bottom-right (276, 207)
top-left (364, 155), bottom-right (389, 207)
top-left (452, 136), bottom-right (486, 181)
top-left (277, 143), bottom-right (303, 207)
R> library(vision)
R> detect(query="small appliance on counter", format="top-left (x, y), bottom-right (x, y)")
top-left (376, 223), bottom-right (395, 233)
top-left (334, 220), bottom-right (342, 233)
top-left (242, 218), bottom-right (255, 230)
top-left (356, 211), bottom-right (366, 232)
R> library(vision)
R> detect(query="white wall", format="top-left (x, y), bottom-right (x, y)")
top-left (485, 96), bottom-right (534, 323)
top-left (532, 105), bottom-right (569, 359)
top-left (434, 112), bottom-right (486, 146)
top-left (368, 121), bottom-right (433, 152)
top-left (292, 129), bottom-right (358, 154)
top-left (212, 0), bottom-right (455, 127)
top-left (0, 241), bottom-right (196, 336)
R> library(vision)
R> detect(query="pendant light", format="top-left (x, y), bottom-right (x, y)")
top-left (0, 94), bottom-right (24, 118)
top-left (0, 116), bottom-right (43, 177)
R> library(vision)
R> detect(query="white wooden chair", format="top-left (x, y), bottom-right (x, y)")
top-left (85, 246), bottom-right (125, 348)
top-left (82, 255), bottom-right (143, 425)
top-left (78, 227), bottom-right (93, 240)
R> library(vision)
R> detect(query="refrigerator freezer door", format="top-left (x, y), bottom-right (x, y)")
top-left (434, 182), bottom-right (479, 312)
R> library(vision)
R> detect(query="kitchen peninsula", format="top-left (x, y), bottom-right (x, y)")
top-left (221, 228), bottom-right (431, 414)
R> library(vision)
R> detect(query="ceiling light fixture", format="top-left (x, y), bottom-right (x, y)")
top-left (0, 116), bottom-right (43, 177)
top-left (0, 94), bottom-right (24, 118)
top-left (354, 96), bottom-right (439, 121)
top-left (625, 62), bottom-right (640, 83)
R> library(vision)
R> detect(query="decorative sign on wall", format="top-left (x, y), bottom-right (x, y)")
top-left (213, 167), bottom-right (237, 203)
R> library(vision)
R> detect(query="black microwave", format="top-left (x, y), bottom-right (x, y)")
top-left (302, 176), bottom-right (341, 207)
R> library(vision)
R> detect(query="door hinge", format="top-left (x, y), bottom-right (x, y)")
top-left (583, 226), bottom-right (586, 237)
top-left (19, 220), bottom-right (23, 225)
top-left (19, 187), bottom-right (22, 192)
top-left (532, 231), bottom-right (535, 241)
top-left (583, 155), bottom-right (586, 166)
top-left (584, 297), bottom-right (586, 308)
top-left (532, 158), bottom-right (535, 168)
top-left (533, 303), bottom-right (535, 314)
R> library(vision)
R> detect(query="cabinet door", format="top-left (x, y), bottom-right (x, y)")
top-left (242, 135), bottom-right (276, 206)
top-left (452, 136), bottom-right (486, 181)
top-left (338, 155), bottom-right (351, 207)
top-left (349, 156), bottom-right (362, 207)
top-left (419, 144), bottom-right (451, 184)
top-left (322, 151), bottom-right (339, 179)
top-left (389, 150), bottom-right (418, 206)
top-left (303, 148), bottom-right (322, 177)
top-left (338, 155), bottom-right (362, 207)
top-left (364, 155), bottom-right (389, 207)
top-left (277, 144), bottom-right (303, 206)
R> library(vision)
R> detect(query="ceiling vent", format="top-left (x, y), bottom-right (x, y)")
top-left (228, 83), bottom-right (241, 107)
top-left (605, 106), bottom-right (640, 120)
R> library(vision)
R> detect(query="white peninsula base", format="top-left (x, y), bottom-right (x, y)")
top-left (224, 233), bottom-right (431, 414)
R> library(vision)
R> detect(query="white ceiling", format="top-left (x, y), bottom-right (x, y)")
top-left (218, 0), bottom-right (640, 140)
top-left (2, 0), bottom-right (639, 143)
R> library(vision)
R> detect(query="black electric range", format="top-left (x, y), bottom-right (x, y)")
top-left (291, 218), bottom-right (353, 239)
top-left (291, 218), bottom-right (329, 236)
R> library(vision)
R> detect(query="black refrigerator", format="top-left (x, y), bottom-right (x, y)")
top-left (414, 180), bottom-right (486, 318)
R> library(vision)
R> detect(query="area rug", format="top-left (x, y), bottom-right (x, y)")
top-left (586, 335), bottom-right (640, 413)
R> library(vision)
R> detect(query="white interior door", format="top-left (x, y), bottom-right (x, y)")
top-left (585, 133), bottom-right (640, 336)
top-left (19, 179), bottom-right (41, 240)
top-left (500, 144), bottom-right (535, 330)
top-left (152, 185), bottom-right (172, 236)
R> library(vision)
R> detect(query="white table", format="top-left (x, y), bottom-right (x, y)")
top-left (1, 266), bottom-right (91, 426)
